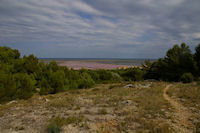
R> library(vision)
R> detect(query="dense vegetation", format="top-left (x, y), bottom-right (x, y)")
top-left (0, 47), bottom-right (122, 102)
top-left (145, 43), bottom-right (200, 82)
top-left (0, 42), bottom-right (200, 102)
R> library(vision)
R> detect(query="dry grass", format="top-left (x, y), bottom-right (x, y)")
top-left (47, 96), bottom-right (75, 108)
top-left (98, 108), bottom-right (107, 115)
top-left (0, 82), bottom-right (199, 132)
top-left (167, 82), bottom-right (200, 131)
top-left (167, 82), bottom-right (200, 108)
top-left (135, 82), bottom-right (170, 117)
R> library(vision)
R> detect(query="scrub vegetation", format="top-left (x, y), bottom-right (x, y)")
top-left (1, 43), bottom-right (200, 103)
top-left (0, 43), bottom-right (200, 132)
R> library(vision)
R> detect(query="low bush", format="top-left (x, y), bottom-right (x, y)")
top-left (14, 73), bottom-right (35, 99)
top-left (98, 108), bottom-right (107, 115)
top-left (196, 77), bottom-right (200, 86)
top-left (47, 117), bottom-right (66, 133)
top-left (180, 73), bottom-right (194, 83)
top-left (120, 68), bottom-right (145, 81)
top-left (65, 115), bottom-right (85, 125)
top-left (78, 72), bottom-right (95, 89)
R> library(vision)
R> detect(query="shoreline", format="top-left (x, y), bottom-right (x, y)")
top-left (40, 59), bottom-right (150, 70)
top-left (58, 61), bottom-right (132, 70)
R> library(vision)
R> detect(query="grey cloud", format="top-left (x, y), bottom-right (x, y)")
top-left (0, 0), bottom-right (200, 58)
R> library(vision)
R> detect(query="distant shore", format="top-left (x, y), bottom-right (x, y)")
top-left (58, 61), bottom-right (131, 70)
top-left (40, 58), bottom-right (154, 70)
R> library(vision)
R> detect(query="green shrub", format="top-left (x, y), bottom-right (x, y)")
top-left (39, 78), bottom-right (52, 95)
top-left (196, 77), bottom-right (200, 81)
top-left (49, 70), bottom-right (65, 93)
top-left (109, 85), bottom-right (115, 89)
top-left (48, 61), bottom-right (59, 72)
top-left (68, 80), bottom-right (78, 89)
top-left (111, 72), bottom-right (122, 81)
top-left (0, 73), bottom-right (35, 101)
top-left (180, 73), bottom-right (194, 83)
top-left (98, 108), bottom-right (107, 115)
top-left (47, 117), bottom-right (66, 133)
top-left (197, 77), bottom-right (200, 86)
top-left (0, 47), bottom-right (20, 63)
top-left (23, 54), bottom-right (39, 74)
top-left (47, 115), bottom-right (85, 133)
top-left (14, 73), bottom-right (35, 99)
top-left (98, 70), bottom-right (113, 81)
top-left (88, 70), bottom-right (100, 83)
top-left (65, 115), bottom-right (85, 125)
top-left (121, 68), bottom-right (144, 81)
top-left (78, 72), bottom-right (95, 89)
top-left (0, 73), bottom-right (16, 102)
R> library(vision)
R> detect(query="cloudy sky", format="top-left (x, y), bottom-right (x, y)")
top-left (0, 0), bottom-right (200, 58)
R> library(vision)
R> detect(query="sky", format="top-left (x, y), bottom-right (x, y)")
top-left (0, 0), bottom-right (200, 58)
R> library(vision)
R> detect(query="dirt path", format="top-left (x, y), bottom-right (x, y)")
top-left (163, 84), bottom-right (194, 133)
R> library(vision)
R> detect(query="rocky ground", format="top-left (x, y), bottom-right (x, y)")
top-left (0, 82), bottom-right (199, 133)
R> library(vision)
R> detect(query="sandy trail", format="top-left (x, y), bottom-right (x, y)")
top-left (163, 85), bottom-right (194, 133)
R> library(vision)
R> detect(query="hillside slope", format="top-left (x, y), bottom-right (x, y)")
top-left (0, 82), bottom-right (199, 133)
